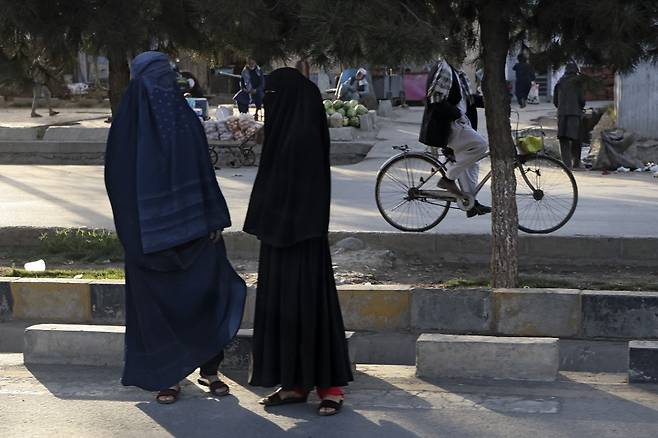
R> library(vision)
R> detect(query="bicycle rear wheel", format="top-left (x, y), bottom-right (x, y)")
top-left (375, 153), bottom-right (450, 232)
top-left (515, 154), bottom-right (578, 234)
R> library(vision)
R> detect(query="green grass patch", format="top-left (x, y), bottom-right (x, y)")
top-left (37, 228), bottom-right (123, 262)
top-left (9, 268), bottom-right (125, 280)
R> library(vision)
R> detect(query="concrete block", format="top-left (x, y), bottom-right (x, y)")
top-left (582, 291), bottom-right (658, 339)
top-left (348, 332), bottom-right (417, 365)
top-left (240, 286), bottom-right (256, 329)
top-left (629, 341), bottom-right (658, 383)
top-left (0, 141), bottom-right (106, 165)
top-left (24, 324), bottom-right (124, 366)
top-left (416, 334), bottom-right (559, 381)
top-left (222, 329), bottom-right (356, 371)
top-left (411, 288), bottom-right (492, 333)
top-left (329, 127), bottom-right (354, 142)
top-left (329, 141), bottom-right (374, 156)
top-left (376, 100), bottom-right (393, 117)
top-left (559, 339), bottom-right (628, 373)
top-left (358, 114), bottom-right (375, 131)
top-left (338, 285), bottom-right (411, 331)
top-left (90, 281), bottom-right (125, 323)
top-left (494, 288), bottom-right (581, 337)
top-left (620, 238), bottom-right (658, 263)
top-left (356, 232), bottom-right (438, 259)
top-left (0, 141), bottom-right (105, 154)
top-left (434, 234), bottom-right (490, 264)
top-left (518, 236), bottom-right (622, 267)
top-left (0, 320), bottom-right (33, 352)
top-left (223, 231), bottom-right (260, 259)
top-left (42, 126), bottom-right (110, 142)
top-left (221, 329), bottom-right (254, 370)
top-left (11, 278), bottom-right (92, 322)
top-left (0, 278), bottom-right (16, 321)
top-left (368, 110), bottom-right (377, 128)
top-left (0, 127), bottom-right (38, 141)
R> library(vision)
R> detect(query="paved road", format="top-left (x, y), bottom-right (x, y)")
top-left (0, 104), bottom-right (656, 236)
top-left (1, 354), bottom-right (657, 438)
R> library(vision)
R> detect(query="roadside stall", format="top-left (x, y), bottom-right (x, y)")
top-left (202, 107), bottom-right (263, 168)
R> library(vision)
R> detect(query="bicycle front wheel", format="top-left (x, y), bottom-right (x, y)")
top-left (515, 154), bottom-right (578, 234)
top-left (375, 154), bottom-right (450, 232)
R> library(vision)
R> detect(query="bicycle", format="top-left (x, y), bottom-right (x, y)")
top-left (374, 142), bottom-right (578, 234)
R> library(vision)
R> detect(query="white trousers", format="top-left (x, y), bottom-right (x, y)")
top-left (446, 116), bottom-right (488, 195)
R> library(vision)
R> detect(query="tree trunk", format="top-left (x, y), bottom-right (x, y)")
top-left (107, 49), bottom-right (130, 116)
top-left (479, 2), bottom-right (519, 288)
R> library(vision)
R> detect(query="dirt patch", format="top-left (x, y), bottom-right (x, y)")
top-left (3, 246), bottom-right (657, 291)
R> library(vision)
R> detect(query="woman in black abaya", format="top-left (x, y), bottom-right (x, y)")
top-left (244, 67), bottom-right (353, 416)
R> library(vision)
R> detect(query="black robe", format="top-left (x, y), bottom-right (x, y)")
top-left (244, 67), bottom-right (353, 390)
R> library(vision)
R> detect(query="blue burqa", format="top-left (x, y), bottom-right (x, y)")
top-left (104, 51), bottom-right (246, 391)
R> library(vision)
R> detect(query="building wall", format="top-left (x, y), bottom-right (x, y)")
top-left (616, 61), bottom-right (658, 138)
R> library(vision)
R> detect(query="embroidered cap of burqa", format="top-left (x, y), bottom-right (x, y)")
top-left (104, 51), bottom-right (246, 391)
top-left (243, 67), bottom-right (331, 247)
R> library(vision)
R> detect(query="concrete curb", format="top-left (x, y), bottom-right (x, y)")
top-left (2, 228), bottom-right (658, 268)
top-left (0, 141), bottom-right (374, 165)
top-left (2, 278), bottom-right (657, 342)
top-left (23, 324), bottom-right (357, 371)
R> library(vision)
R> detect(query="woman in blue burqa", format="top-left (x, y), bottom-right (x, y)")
top-left (104, 51), bottom-right (246, 404)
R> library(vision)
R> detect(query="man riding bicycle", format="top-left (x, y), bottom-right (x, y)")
top-left (419, 58), bottom-right (491, 218)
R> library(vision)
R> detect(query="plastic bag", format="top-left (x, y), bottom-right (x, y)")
top-left (518, 135), bottom-right (543, 154)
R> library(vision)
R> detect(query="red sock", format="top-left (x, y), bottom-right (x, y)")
top-left (317, 387), bottom-right (344, 399)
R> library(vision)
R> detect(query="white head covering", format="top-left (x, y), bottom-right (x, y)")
top-left (356, 68), bottom-right (367, 77)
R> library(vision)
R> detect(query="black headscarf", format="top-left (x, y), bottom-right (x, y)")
top-left (243, 67), bottom-right (331, 248)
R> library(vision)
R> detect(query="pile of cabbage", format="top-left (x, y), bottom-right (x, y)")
top-left (323, 99), bottom-right (368, 128)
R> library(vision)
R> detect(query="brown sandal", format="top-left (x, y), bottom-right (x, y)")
top-left (197, 375), bottom-right (230, 397)
top-left (156, 385), bottom-right (181, 404)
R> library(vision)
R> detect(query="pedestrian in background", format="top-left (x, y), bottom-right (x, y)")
top-left (554, 62), bottom-right (586, 169)
top-left (29, 52), bottom-right (59, 118)
top-left (234, 57), bottom-right (265, 120)
top-left (337, 67), bottom-right (370, 101)
top-left (244, 67), bottom-right (353, 417)
top-left (513, 53), bottom-right (535, 108)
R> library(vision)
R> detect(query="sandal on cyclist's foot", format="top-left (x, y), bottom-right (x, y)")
top-left (156, 385), bottom-right (181, 404)
top-left (317, 398), bottom-right (344, 416)
top-left (437, 177), bottom-right (463, 197)
top-left (259, 388), bottom-right (308, 406)
top-left (197, 374), bottom-right (230, 397)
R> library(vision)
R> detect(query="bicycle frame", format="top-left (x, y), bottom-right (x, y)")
top-left (381, 146), bottom-right (541, 205)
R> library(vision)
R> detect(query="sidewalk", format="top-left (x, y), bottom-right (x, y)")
top-left (0, 107), bottom-right (110, 129)
top-left (0, 353), bottom-right (656, 438)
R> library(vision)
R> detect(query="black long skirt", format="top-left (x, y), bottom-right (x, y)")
top-left (249, 236), bottom-right (353, 390)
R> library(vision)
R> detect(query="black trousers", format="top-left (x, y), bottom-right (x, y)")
top-left (200, 351), bottom-right (224, 376)
top-left (559, 138), bottom-right (581, 169)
